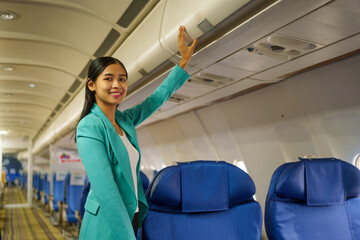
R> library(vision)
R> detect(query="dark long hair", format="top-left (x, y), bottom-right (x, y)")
top-left (74, 57), bottom-right (127, 142)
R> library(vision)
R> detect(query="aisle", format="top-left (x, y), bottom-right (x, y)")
top-left (0, 186), bottom-right (66, 240)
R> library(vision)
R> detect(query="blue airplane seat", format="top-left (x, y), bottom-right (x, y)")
top-left (79, 175), bottom-right (90, 219)
top-left (24, 173), bottom-right (27, 189)
top-left (53, 172), bottom-right (65, 212)
top-left (37, 174), bottom-right (44, 200)
top-left (140, 171), bottom-right (150, 193)
top-left (141, 160), bottom-right (262, 240)
top-left (64, 172), bottom-right (85, 224)
top-left (265, 157), bottom-right (360, 240)
top-left (8, 171), bottom-right (17, 185)
top-left (43, 173), bottom-right (50, 204)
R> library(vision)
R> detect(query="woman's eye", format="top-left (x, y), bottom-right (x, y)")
top-left (105, 77), bottom-right (112, 81)
top-left (120, 78), bottom-right (127, 82)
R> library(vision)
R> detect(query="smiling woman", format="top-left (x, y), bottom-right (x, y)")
top-left (75, 26), bottom-right (198, 240)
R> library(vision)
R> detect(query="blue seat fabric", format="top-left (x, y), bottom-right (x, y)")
top-left (265, 158), bottom-right (360, 240)
top-left (142, 160), bottom-right (262, 240)
top-left (79, 175), bottom-right (90, 219)
top-left (140, 171), bottom-right (150, 193)
top-left (65, 172), bottom-right (84, 224)
top-left (52, 173), bottom-right (65, 212)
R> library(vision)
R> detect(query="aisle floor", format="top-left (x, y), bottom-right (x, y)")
top-left (0, 186), bottom-right (68, 240)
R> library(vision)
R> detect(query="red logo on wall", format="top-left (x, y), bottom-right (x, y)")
top-left (60, 153), bottom-right (81, 163)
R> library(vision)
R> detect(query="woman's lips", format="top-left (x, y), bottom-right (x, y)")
top-left (110, 92), bottom-right (122, 97)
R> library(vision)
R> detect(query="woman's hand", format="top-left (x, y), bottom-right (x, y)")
top-left (178, 25), bottom-right (198, 70)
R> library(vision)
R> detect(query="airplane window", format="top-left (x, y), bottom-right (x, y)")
top-left (355, 154), bottom-right (360, 169)
top-left (233, 160), bottom-right (257, 200)
top-left (234, 160), bottom-right (248, 173)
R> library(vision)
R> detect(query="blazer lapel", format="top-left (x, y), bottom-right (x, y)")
top-left (90, 104), bottom-right (135, 198)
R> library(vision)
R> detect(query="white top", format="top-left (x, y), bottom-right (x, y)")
top-left (119, 133), bottom-right (140, 213)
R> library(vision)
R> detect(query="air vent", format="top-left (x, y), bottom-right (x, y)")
top-left (198, 72), bottom-right (234, 84)
top-left (54, 103), bottom-right (62, 112)
top-left (169, 94), bottom-right (190, 103)
top-left (94, 28), bottom-right (121, 57)
top-left (189, 75), bottom-right (228, 88)
top-left (117, 0), bottom-right (149, 28)
top-left (49, 112), bottom-right (56, 118)
top-left (68, 80), bottom-right (81, 93)
top-left (79, 60), bottom-right (92, 79)
top-left (61, 93), bottom-right (71, 103)
top-left (138, 68), bottom-right (148, 76)
top-left (198, 18), bottom-right (214, 34)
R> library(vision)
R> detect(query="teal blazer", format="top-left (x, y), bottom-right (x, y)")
top-left (76, 65), bottom-right (190, 240)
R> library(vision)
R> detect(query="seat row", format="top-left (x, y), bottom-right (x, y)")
top-left (18, 171), bottom-right (87, 238)
top-left (20, 158), bottom-right (360, 240)
top-left (137, 158), bottom-right (360, 240)
top-left (19, 170), bottom-right (150, 239)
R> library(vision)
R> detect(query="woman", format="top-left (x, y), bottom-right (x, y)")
top-left (76, 26), bottom-right (198, 240)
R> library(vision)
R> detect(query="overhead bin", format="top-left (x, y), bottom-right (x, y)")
top-left (112, 0), bottom-right (251, 86)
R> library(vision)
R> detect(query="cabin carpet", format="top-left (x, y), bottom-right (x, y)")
top-left (0, 186), bottom-right (78, 239)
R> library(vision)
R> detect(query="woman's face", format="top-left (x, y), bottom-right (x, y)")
top-left (88, 63), bottom-right (128, 108)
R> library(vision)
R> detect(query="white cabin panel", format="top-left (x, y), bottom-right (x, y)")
top-left (175, 112), bottom-right (219, 161)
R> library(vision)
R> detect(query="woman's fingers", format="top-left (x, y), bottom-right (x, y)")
top-left (178, 25), bottom-right (185, 47)
top-left (177, 25), bottom-right (198, 69)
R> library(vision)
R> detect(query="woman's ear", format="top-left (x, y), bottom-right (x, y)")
top-left (87, 78), bottom-right (95, 91)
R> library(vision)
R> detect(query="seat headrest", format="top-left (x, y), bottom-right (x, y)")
top-left (275, 158), bottom-right (360, 205)
top-left (148, 160), bottom-right (256, 213)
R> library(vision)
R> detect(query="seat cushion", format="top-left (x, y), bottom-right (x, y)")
top-left (143, 202), bottom-right (262, 240)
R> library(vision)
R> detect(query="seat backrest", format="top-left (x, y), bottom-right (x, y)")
top-left (33, 173), bottom-right (38, 189)
top-left (79, 175), bottom-right (90, 219)
top-left (43, 173), bottom-right (50, 196)
top-left (140, 171), bottom-right (149, 193)
top-left (38, 173), bottom-right (44, 192)
top-left (265, 158), bottom-right (360, 240)
top-left (142, 160), bottom-right (262, 240)
top-left (53, 172), bottom-right (67, 204)
top-left (65, 171), bottom-right (85, 216)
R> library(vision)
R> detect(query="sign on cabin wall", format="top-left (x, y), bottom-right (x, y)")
top-left (50, 145), bottom-right (84, 172)
top-left (57, 150), bottom-right (80, 163)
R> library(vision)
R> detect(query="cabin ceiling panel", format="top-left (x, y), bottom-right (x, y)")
top-left (326, 0), bottom-right (360, 15)
top-left (0, 39), bottom-right (90, 76)
top-left (176, 80), bottom-right (217, 98)
top-left (0, 65), bottom-right (77, 90)
top-left (0, 93), bottom-right (57, 110)
top-left (276, 4), bottom-right (359, 47)
top-left (200, 64), bottom-right (254, 82)
top-left (71, 0), bottom-right (132, 23)
top-left (0, 103), bottom-right (51, 116)
top-left (218, 49), bottom-right (286, 72)
top-left (0, 119), bottom-right (41, 129)
top-left (0, 126), bottom-right (36, 136)
top-left (305, 3), bottom-right (360, 32)
top-left (277, 19), bottom-right (356, 46)
top-left (0, 81), bottom-right (66, 100)
top-left (0, 1), bottom-right (114, 54)
top-left (0, 113), bottom-right (47, 123)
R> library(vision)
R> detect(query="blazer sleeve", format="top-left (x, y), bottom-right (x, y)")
top-left (76, 116), bottom-right (135, 240)
top-left (123, 64), bottom-right (190, 127)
